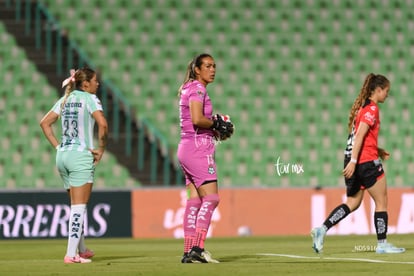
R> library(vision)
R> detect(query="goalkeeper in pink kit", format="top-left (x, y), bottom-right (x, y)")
top-left (177, 53), bottom-right (234, 263)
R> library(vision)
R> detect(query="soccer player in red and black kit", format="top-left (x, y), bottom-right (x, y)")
top-left (311, 73), bottom-right (405, 254)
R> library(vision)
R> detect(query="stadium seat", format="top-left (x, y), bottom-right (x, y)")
top-left (0, 22), bottom-right (141, 189)
top-left (30, 0), bottom-right (414, 187)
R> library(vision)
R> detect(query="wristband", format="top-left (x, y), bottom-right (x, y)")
top-left (350, 158), bottom-right (357, 164)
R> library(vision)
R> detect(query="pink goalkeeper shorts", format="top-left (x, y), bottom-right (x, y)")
top-left (177, 135), bottom-right (217, 188)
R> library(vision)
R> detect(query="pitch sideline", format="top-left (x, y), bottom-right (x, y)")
top-left (257, 253), bottom-right (414, 265)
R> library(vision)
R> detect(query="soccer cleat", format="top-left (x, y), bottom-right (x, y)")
top-left (188, 246), bottom-right (219, 263)
top-left (64, 255), bottom-right (92, 264)
top-left (188, 246), bottom-right (208, 263)
top-left (311, 227), bottom-right (326, 254)
top-left (375, 243), bottom-right (405, 254)
top-left (201, 250), bottom-right (220, 263)
top-left (181, 253), bottom-right (196, 263)
top-left (79, 249), bottom-right (95, 259)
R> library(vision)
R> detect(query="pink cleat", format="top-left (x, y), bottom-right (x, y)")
top-left (79, 249), bottom-right (95, 259)
top-left (64, 255), bottom-right (92, 264)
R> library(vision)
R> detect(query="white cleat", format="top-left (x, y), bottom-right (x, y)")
top-left (376, 243), bottom-right (405, 254)
top-left (202, 250), bottom-right (220, 263)
top-left (311, 227), bottom-right (326, 254)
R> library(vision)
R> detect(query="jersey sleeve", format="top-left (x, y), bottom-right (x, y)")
top-left (188, 83), bottom-right (206, 103)
top-left (51, 97), bottom-right (63, 115)
top-left (87, 94), bottom-right (104, 114)
top-left (360, 105), bottom-right (378, 127)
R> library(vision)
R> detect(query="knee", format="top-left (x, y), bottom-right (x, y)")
top-left (346, 200), bottom-right (361, 212)
top-left (187, 197), bottom-right (202, 208)
top-left (375, 199), bottom-right (388, 211)
top-left (202, 194), bottom-right (220, 208)
top-left (372, 194), bottom-right (388, 211)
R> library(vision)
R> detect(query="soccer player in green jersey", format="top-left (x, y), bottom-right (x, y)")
top-left (40, 68), bottom-right (108, 264)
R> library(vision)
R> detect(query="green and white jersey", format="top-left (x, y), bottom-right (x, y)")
top-left (52, 90), bottom-right (103, 152)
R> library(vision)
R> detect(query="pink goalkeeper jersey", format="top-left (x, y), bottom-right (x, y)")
top-left (179, 80), bottom-right (214, 139)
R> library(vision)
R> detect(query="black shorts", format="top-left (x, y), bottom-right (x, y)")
top-left (344, 156), bottom-right (385, 197)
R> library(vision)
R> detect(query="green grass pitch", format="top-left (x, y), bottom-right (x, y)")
top-left (0, 234), bottom-right (413, 275)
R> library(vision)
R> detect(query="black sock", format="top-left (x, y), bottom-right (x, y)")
top-left (374, 211), bottom-right (388, 241)
top-left (323, 203), bottom-right (351, 230)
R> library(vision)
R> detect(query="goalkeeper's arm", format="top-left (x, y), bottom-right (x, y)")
top-left (189, 100), bottom-right (215, 128)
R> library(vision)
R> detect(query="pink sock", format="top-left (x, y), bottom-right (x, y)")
top-left (183, 197), bottom-right (202, 253)
top-left (193, 194), bottom-right (220, 249)
top-left (194, 228), bottom-right (208, 249)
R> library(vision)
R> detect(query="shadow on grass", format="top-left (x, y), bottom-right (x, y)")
top-left (216, 254), bottom-right (262, 263)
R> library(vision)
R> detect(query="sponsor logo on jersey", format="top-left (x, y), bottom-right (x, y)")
top-left (64, 102), bottom-right (82, 108)
top-left (363, 111), bottom-right (376, 124)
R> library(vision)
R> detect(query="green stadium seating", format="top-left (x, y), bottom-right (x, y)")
top-left (0, 22), bottom-right (140, 189)
top-left (23, 0), bottom-right (414, 187)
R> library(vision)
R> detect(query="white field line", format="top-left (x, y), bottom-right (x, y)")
top-left (257, 253), bottom-right (414, 265)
